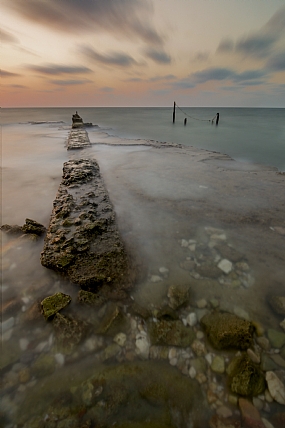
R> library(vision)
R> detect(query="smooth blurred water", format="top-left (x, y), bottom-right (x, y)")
top-left (1, 107), bottom-right (285, 426)
top-left (2, 107), bottom-right (285, 171)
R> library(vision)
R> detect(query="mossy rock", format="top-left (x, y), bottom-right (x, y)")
top-left (97, 303), bottom-right (129, 336)
top-left (227, 353), bottom-right (266, 396)
top-left (147, 319), bottom-right (195, 347)
top-left (52, 313), bottom-right (90, 354)
top-left (167, 284), bottom-right (191, 309)
top-left (268, 295), bottom-right (285, 316)
top-left (22, 218), bottom-right (46, 236)
top-left (31, 354), bottom-right (56, 378)
top-left (41, 292), bottom-right (71, 319)
top-left (78, 290), bottom-right (106, 307)
top-left (156, 305), bottom-right (179, 320)
top-left (200, 311), bottom-right (254, 350)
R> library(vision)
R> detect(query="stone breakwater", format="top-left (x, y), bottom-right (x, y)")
top-left (66, 128), bottom-right (91, 150)
top-left (40, 158), bottom-right (136, 298)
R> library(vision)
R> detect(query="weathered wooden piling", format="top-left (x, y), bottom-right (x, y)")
top-left (172, 101), bottom-right (176, 123)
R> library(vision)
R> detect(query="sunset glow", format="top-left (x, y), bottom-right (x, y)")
top-left (1, 0), bottom-right (285, 107)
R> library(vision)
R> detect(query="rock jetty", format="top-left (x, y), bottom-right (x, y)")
top-left (40, 158), bottom-right (136, 298)
top-left (67, 128), bottom-right (91, 150)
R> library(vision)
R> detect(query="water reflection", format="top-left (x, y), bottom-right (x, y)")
top-left (1, 124), bottom-right (285, 427)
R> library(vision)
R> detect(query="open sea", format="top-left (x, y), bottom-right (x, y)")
top-left (1, 107), bottom-right (285, 427)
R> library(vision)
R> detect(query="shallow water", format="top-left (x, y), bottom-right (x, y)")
top-left (1, 111), bottom-right (285, 426)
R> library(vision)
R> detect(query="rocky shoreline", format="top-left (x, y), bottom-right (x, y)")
top-left (1, 117), bottom-right (285, 428)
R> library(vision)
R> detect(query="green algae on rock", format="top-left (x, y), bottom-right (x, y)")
top-left (147, 319), bottom-right (195, 347)
top-left (227, 353), bottom-right (266, 396)
top-left (200, 311), bottom-right (254, 350)
top-left (41, 292), bottom-right (71, 319)
top-left (52, 312), bottom-right (90, 354)
top-left (167, 284), bottom-right (191, 309)
top-left (77, 289), bottom-right (107, 307)
top-left (97, 303), bottom-right (129, 336)
top-left (40, 159), bottom-right (137, 298)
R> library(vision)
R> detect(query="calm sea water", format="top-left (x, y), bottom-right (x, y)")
top-left (2, 107), bottom-right (285, 171)
top-left (1, 107), bottom-right (285, 426)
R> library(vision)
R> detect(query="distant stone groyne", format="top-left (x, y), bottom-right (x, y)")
top-left (41, 114), bottom-right (136, 299)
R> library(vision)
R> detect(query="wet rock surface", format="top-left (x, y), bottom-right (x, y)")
top-left (1, 218), bottom-right (46, 238)
top-left (40, 159), bottom-right (136, 297)
top-left (201, 312), bottom-right (254, 350)
top-left (67, 128), bottom-right (91, 150)
top-left (41, 292), bottom-right (71, 319)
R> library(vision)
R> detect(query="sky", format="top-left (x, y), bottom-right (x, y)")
top-left (1, 0), bottom-right (285, 107)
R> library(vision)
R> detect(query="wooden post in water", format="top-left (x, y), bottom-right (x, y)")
top-left (216, 113), bottom-right (220, 125)
top-left (172, 101), bottom-right (176, 123)
top-left (184, 118), bottom-right (187, 126)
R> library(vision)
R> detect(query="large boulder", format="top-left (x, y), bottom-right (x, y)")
top-left (200, 312), bottom-right (254, 350)
top-left (147, 319), bottom-right (195, 347)
top-left (227, 354), bottom-right (266, 396)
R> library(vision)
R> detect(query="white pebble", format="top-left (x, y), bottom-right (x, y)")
top-left (1, 317), bottom-right (15, 333)
top-left (159, 267), bottom-right (169, 274)
top-left (21, 297), bottom-right (30, 305)
top-left (196, 299), bottom-right (207, 309)
top-left (114, 332), bottom-right (127, 347)
top-left (170, 358), bottom-right (178, 366)
top-left (150, 275), bottom-right (163, 283)
top-left (135, 333), bottom-right (150, 359)
top-left (54, 353), bottom-right (65, 367)
top-left (19, 338), bottom-right (29, 351)
top-left (168, 348), bottom-right (177, 360)
top-left (35, 341), bottom-right (48, 353)
top-left (216, 406), bottom-right (232, 418)
top-left (196, 331), bottom-right (204, 340)
top-left (181, 239), bottom-right (189, 247)
top-left (186, 312), bottom-right (197, 327)
top-left (217, 259), bottom-right (233, 274)
top-left (189, 366), bottom-right (196, 379)
top-left (205, 353), bottom-right (213, 365)
top-left (188, 244), bottom-right (196, 252)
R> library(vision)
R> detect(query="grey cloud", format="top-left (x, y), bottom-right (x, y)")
top-left (267, 51), bottom-right (285, 71)
top-left (217, 38), bottom-right (234, 53)
top-left (217, 7), bottom-right (285, 60)
top-left (26, 64), bottom-right (93, 75)
top-left (50, 79), bottom-right (92, 86)
top-left (172, 79), bottom-right (196, 89)
top-left (149, 74), bottom-right (176, 82)
top-left (80, 46), bottom-right (136, 67)
top-left (236, 34), bottom-right (276, 59)
top-left (145, 48), bottom-right (171, 64)
top-left (1, 70), bottom-right (20, 77)
top-left (3, 0), bottom-right (163, 45)
top-left (192, 67), bottom-right (235, 83)
top-left (189, 67), bottom-right (267, 85)
top-left (0, 28), bottom-right (19, 44)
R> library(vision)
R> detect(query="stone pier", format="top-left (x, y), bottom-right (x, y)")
top-left (41, 135), bottom-right (136, 298)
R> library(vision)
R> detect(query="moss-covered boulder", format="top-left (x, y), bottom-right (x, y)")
top-left (200, 311), bottom-right (254, 350)
top-left (167, 284), bottom-right (191, 309)
top-left (41, 292), bottom-right (71, 319)
top-left (78, 289), bottom-right (106, 307)
top-left (22, 218), bottom-right (46, 236)
top-left (97, 303), bottom-right (129, 336)
top-left (52, 312), bottom-right (89, 354)
top-left (31, 354), bottom-right (56, 379)
top-left (269, 295), bottom-right (285, 316)
top-left (147, 319), bottom-right (195, 347)
top-left (227, 353), bottom-right (266, 396)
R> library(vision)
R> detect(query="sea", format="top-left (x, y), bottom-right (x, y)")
top-left (1, 107), bottom-right (285, 427)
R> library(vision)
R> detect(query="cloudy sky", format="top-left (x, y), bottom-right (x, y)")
top-left (1, 0), bottom-right (285, 107)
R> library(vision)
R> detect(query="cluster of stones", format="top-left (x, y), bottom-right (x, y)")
top-left (40, 158), bottom-right (135, 299)
top-left (3, 279), bottom-right (284, 427)
top-left (179, 226), bottom-right (254, 289)
top-left (0, 218), bottom-right (46, 241)
top-left (67, 128), bottom-right (91, 150)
